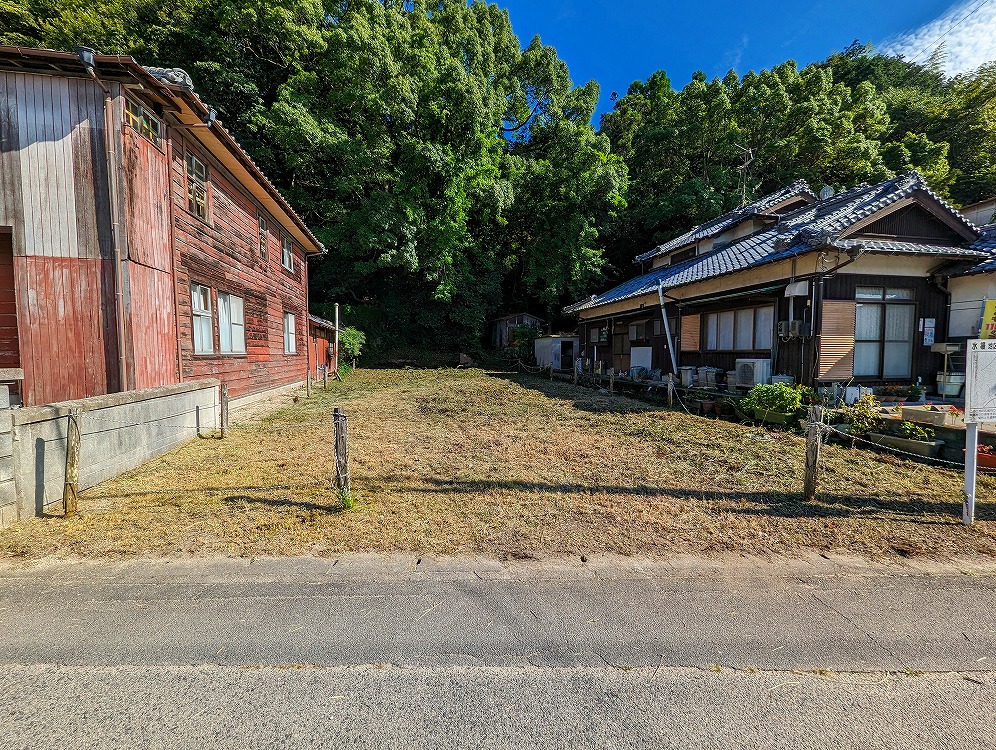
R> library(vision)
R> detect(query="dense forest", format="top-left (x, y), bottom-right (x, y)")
top-left (2, 1), bottom-right (995, 353)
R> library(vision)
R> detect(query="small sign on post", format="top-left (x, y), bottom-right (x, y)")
top-left (963, 339), bottom-right (996, 524)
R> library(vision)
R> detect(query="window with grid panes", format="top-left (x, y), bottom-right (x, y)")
top-left (282, 236), bottom-right (294, 272)
top-left (854, 287), bottom-right (914, 378)
top-left (258, 216), bottom-right (268, 261)
top-left (124, 99), bottom-right (162, 146)
top-left (185, 153), bottom-right (208, 220)
top-left (191, 284), bottom-right (213, 354)
top-left (217, 293), bottom-right (246, 354)
top-left (705, 306), bottom-right (774, 351)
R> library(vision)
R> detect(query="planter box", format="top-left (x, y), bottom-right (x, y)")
top-left (900, 405), bottom-right (950, 427)
top-left (754, 408), bottom-right (794, 424)
top-left (867, 433), bottom-right (944, 458)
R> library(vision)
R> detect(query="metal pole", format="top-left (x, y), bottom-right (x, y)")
top-left (964, 422), bottom-right (979, 525)
top-left (334, 303), bottom-right (340, 375)
top-left (658, 282), bottom-right (679, 375)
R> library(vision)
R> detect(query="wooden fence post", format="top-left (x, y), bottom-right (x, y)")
top-left (332, 407), bottom-right (351, 495)
top-left (306, 369), bottom-right (312, 398)
top-left (609, 369), bottom-right (615, 394)
top-left (323, 366), bottom-right (329, 390)
top-left (804, 405), bottom-right (823, 504)
top-left (63, 408), bottom-right (82, 516)
top-left (220, 383), bottom-right (229, 439)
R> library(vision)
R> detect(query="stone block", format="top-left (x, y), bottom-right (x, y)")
top-left (0, 386), bottom-right (9, 410)
top-left (0, 501), bottom-right (16, 528)
top-left (0, 409), bottom-right (11, 434)
top-left (0, 430), bottom-right (11, 460)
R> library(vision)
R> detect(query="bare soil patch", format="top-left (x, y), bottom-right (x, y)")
top-left (1, 368), bottom-right (994, 560)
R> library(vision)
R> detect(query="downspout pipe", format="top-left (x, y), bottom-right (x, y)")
top-left (79, 47), bottom-right (128, 393)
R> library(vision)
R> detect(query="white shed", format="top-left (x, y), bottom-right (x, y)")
top-left (534, 334), bottom-right (580, 370)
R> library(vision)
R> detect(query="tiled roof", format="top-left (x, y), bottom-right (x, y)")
top-left (633, 180), bottom-right (817, 263)
top-left (956, 225), bottom-right (996, 275)
top-left (566, 172), bottom-right (983, 314)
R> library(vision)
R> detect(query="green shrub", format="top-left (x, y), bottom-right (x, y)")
top-left (898, 421), bottom-right (934, 441)
top-left (339, 326), bottom-right (366, 359)
top-left (509, 324), bottom-right (542, 363)
top-left (841, 394), bottom-right (883, 435)
top-left (740, 383), bottom-right (803, 414)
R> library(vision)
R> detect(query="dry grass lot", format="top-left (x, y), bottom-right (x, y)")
top-left (1, 367), bottom-right (995, 560)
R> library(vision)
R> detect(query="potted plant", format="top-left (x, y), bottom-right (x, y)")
top-left (841, 394), bottom-right (883, 436)
top-left (974, 444), bottom-right (996, 472)
top-left (868, 421), bottom-right (944, 459)
top-left (901, 402), bottom-right (951, 428)
top-left (904, 383), bottom-right (925, 403)
top-left (741, 383), bottom-right (803, 425)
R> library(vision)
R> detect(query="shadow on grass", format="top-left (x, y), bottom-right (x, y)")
top-left (412, 477), bottom-right (988, 523)
top-left (222, 494), bottom-right (348, 514)
top-left (488, 371), bottom-right (672, 415)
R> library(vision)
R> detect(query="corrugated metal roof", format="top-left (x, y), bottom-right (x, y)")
top-left (566, 172), bottom-right (985, 314)
top-left (633, 180), bottom-right (816, 263)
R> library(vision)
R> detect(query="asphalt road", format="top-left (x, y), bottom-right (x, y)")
top-left (1, 554), bottom-right (994, 749)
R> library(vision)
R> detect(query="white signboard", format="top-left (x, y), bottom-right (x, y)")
top-left (965, 339), bottom-right (996, 423)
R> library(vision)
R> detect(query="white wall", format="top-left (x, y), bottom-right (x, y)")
top-left (949, 274), bottom-right (996, 338)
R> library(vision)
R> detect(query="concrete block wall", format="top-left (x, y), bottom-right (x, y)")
top-left (0, 387), bottom-right (16, 527)
top-left (3, 379), bottom-right (219, 525)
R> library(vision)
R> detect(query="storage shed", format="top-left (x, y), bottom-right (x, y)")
top-left (534, 335), bottom-right (580, 370)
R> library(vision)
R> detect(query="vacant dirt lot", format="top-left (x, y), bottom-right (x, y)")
top-left (1, 368), bottom-right (994, 560)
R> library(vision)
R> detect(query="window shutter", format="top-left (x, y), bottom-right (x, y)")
top-left (680, 313), bottom-right (700, 352)
top-left (818, 301), bottom-right (856, 380)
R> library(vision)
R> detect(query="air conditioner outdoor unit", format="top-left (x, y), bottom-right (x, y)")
top-left (736, 358), bottom-right (772, 388)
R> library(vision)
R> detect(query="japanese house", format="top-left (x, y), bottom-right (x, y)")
top-left (565, 172), bottom-right (993, 390)
top-left (0, 46), bottom-right (325, 406)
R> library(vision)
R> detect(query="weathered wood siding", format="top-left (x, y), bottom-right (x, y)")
top-left (0, 71), bottom-right (120, 405)
top-left (122, 125), bottom-right (177, 389)
top-left (171, 137), bottom-right (308, 399)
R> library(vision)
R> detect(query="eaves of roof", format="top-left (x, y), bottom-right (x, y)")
top-left (308, 314), bottom-right (337, 330)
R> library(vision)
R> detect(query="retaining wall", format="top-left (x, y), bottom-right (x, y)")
top-left (0, 379), bottom-right (219, 526)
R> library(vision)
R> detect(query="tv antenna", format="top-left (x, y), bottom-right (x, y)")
top-left (735, 144), bottom-right (754, 206)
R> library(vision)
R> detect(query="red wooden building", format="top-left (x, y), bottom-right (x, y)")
top-left (0, 46), bottom-right (325, 406)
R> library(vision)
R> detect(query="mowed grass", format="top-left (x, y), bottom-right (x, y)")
top-left (1, 367), bottom-right (995, 560)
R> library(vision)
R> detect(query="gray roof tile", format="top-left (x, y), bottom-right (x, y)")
top-left (566, 172), bottom-right (983, 314)
top-left (634, 180), bottom-right (816, 263)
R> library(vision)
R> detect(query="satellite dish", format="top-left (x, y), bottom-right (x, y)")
top-left (819, 185), bottom-right (835, 200)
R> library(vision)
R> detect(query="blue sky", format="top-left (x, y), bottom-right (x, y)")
top-left (493, 0), bottom-right (996, 121)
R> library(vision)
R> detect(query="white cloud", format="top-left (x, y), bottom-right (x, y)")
top-left (880, 0), bottom-right (996, 75)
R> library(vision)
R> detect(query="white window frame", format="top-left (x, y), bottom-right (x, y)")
top-left (283, 311), bottom-right (297, 354)
top-left (705, 306), bottom-right (774, 352)
top-left (282, 236), bottom-right (295, 272)
top-left (217, 292), bottom-right (246, 355)
top-left (191, 283), bottom-right (213, 354)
